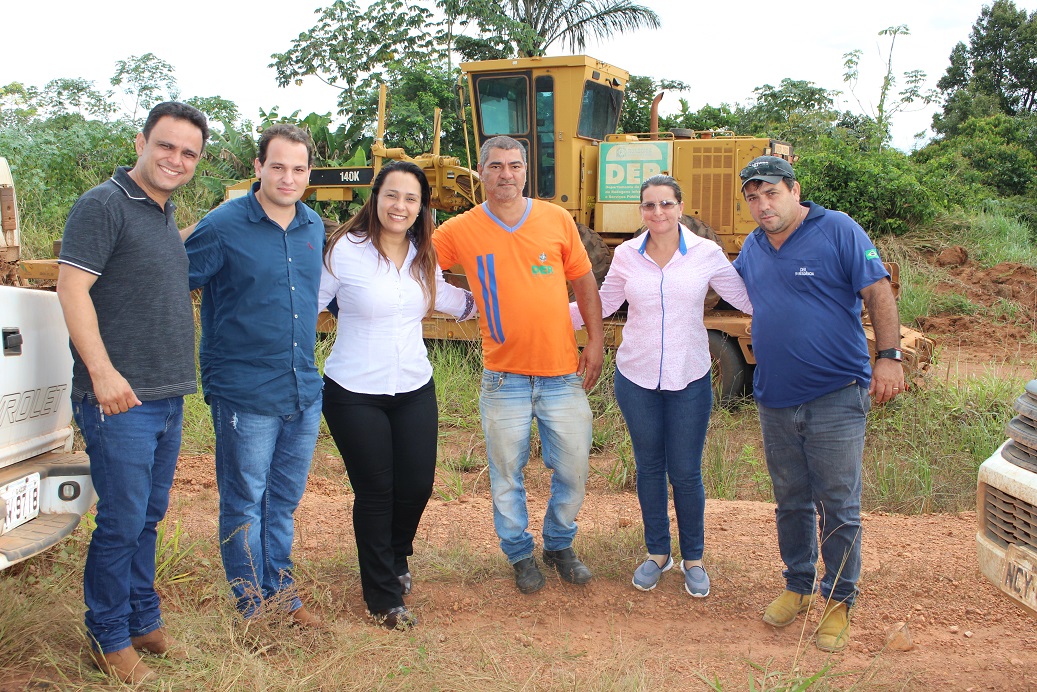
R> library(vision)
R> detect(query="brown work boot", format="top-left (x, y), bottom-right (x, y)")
top-left (290, 605), bottom-right (323, 628)
top-left (762, 589), bottom-right (817, 628)
top-left (816, 600), bottom-right (851, 652)
top-left (89, 645), bottom-right (158, 683)
top-left (131, 627), bottom-right (197, 660)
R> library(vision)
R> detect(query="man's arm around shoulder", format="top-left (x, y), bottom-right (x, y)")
top-left (184, 215), bottom-right (223, 290)
top-left (571, 271), bottom-right (603, 390)
top-left (56, 265), bottom-right (142, 414)
top-left (431, 224), bottom-right (456, 270)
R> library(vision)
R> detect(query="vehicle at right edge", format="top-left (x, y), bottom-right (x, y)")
top-left (976, 379), bottom-right (1037, 618)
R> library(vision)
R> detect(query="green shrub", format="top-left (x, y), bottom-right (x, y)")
top-left (797, 137), bottom-right (939, 236)
top-left (1, 116), bottom-right (136, 257)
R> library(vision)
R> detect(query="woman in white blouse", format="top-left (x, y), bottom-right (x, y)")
top-left (571, 175), bottom-right (752, 598)
top-left (319, 161), bottom-right (474, 630)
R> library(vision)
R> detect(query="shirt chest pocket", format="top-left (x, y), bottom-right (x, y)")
top-left (779, 257), bottom-right (823, 292)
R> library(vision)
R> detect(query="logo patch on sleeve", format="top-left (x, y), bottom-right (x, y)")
top-left (865, 248), bottom-right (880, 260)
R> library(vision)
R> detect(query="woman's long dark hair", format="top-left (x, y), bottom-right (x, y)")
top-left (324, 160), bottom-right (437, 311)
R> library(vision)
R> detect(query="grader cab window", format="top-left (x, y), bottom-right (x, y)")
top-left (476, 76), bottom-right (529, 135)
top-left (535, 76), bottom-right (555, 199)
top-left (577, 81), bottom-right (623, 141)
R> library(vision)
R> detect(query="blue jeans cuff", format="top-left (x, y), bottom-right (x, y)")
top-left (128, 616), bottom-right (164, 640)
top-left (542, 540), bottom-right (575, 552)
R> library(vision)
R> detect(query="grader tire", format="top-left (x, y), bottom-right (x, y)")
top-left (681, 215), bottom-right (724, 309)
top-left (680, 215), bottom-right (722, 245)
top-left (708, 330), bottom-right (750, 407)
top-left (578, 223), bottom-right (612, 286)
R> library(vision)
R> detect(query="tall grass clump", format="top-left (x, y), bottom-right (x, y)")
top-left (877, 207), bottom-right (1036, 327)
top-left (917, 207), bottom-right (1037, 268)
top-left (586, 350), bottom-right (627, 456)
top-left (960, 205), bottom-right (1037, 266)
top-left (703, 402), bottom-right (769, 502)
top-left (873, 234), bottom-right (944, 325)
top-left (864, 374), bottom-right (1022, 512)
top-left (429, 339), bottom-right (483, 427)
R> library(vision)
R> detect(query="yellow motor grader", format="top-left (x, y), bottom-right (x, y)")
top-left (221, 54), bottom-right (933, 402)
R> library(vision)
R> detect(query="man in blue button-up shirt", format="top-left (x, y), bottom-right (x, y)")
top-left (185, 124), bottom-right (324, 626)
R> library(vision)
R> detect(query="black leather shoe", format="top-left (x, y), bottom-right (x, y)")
top-left (543, 547), bottom-right (593, 584)
top-left (398, 572), bottom-right (412, 595)
top-left (513, 557), bottom-right (546, 594)
top-left (371, 605), bottom-right (417, 630)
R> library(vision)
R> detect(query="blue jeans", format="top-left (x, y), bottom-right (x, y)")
top-left (74, 396), bottom-right (183, 654)
top-left (614, 369), bottom-right (712, 561)
top-left (210, 395), bottom-right (322, 617)
top-left (479, 370), bottom-right (592, 563)
top-left (757, 384), bottom-right (870, 607)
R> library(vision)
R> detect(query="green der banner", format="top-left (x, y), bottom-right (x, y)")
top-left (598, 141), bottom-right (673, 202)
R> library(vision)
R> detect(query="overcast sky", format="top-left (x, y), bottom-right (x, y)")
top-left (5, 0), bottom-right (1033, 151)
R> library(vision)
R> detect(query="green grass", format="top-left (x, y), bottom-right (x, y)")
top-left (961, 207), bottom-right (1037, 266)
top-left (429, 339), bottom-right (483, 427)
top-left (863, 373), bottom-right (1022, 512)
top-left (930, 291), bottom-right (982, 315)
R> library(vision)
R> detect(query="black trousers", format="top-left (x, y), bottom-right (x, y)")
top-left (322, 375), bottom-right (438, 612)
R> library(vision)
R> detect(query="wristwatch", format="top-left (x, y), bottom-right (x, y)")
top-left (876, 348), bottom-right (903, 362)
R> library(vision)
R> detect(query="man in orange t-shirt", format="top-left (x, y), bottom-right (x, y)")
top-left (434, 135), bottom-right (604, 594)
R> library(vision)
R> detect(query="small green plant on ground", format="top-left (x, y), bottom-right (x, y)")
top-left (433, 462), bottom-right (466, 501)
top-left (699, 661), bottom-right (834, 691)
top-left (931, 291), bottom-right (981, 315)
top-left (593, 436), bottom-right (635, 491)
top-left (155, 519), bottom-right (205, 587)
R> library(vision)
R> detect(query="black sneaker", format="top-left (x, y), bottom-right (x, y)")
top-left (513, 557), bottom-right (546, 594)
top-left (543, 547), bottom-right (592, 584)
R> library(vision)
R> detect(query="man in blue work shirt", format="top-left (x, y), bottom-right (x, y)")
top-left (185, 124), bottom-right (324, 626)
top-left (733, 156), bottom-right (905, 653)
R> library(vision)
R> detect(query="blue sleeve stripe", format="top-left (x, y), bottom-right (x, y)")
top-left (477, 254), bottom-right (505, 344)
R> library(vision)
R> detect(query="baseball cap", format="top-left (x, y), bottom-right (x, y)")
top-left (740, 156), bottom-right (796, 191)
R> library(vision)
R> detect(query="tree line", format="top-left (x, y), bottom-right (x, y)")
top-left (1, 0), bottom-right (1035, 251)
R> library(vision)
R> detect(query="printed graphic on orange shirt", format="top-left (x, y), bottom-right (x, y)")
top-left (531, 251), bottom-right (554, 275)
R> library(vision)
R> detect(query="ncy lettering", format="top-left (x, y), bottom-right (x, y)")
top-left (1004, 562), bottom-right (1036, 598)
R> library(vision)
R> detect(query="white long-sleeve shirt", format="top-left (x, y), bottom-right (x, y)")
top-left (319, 235), bottom-right (473, 395)
top-left (571, 225), bottom-right (753, 391)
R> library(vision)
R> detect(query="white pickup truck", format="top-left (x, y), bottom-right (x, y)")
top-left (1, 156), bottom-right (96, 570)
top-left (976, 379), bottom-right (1037, 618)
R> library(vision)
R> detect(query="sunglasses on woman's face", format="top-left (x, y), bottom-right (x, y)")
top-left (639, 200), bottom-right (680, 212)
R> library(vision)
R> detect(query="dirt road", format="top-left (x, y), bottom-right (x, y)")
top-left (165, 452), bottom-right (1037, 690)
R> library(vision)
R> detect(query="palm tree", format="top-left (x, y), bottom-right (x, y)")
top-left (451, 0), bottom-right (661, 58)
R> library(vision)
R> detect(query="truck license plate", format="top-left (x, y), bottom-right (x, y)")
top-left (1, 472), bottom-right (41, 533)
top-left (1001, 544), bottom-right (1037, 612)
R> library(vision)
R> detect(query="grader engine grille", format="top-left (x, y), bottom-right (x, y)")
top-left (682, 147), bottom-right (736, 232)
top-left (984, 484), bottom-right (1037, 552)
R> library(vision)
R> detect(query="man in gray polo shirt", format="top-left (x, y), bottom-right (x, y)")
top-left (57, 102), bottom-right (208, 684)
